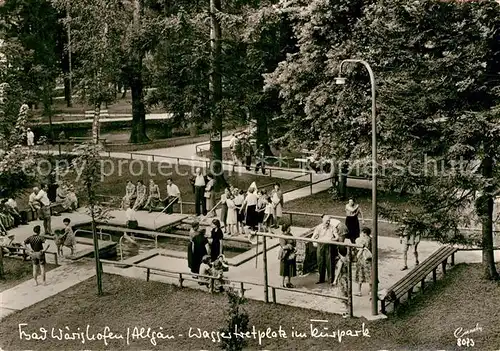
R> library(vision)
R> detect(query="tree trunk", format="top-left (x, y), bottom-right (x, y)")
top-left (209, 0), bottom-right (226, 189)
top-left (129, 67), bottom-right (149, 143)
top-left (254, 108), bottom-right (272, 156)
top-left (92, 103), bottom-right (101, 144)
top-left (481, 155), bottom-right (499, 280)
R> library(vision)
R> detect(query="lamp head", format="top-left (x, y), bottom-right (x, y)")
top-left (335, 77), bottom-right (346, 85)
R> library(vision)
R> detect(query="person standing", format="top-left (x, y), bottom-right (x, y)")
top-left (254, 144), bottom-right (266, 175)
top-left (242, 187), bottom-right (258, 231)
top-left (28, 187), bottom-right (40, 220)
top-left (270, 183), bottom-right (284, 228)
top-left (125, 202), bottom-right (139, 229)
top-left (225, 193), bottom-right (238, 236)
top-left (229, 133), bottom-right (239, 166)
top-left (194, 168), bottom-right (207, 216)
top-left (188, 223), bottom-right (209, 275)
top-left (220, 188), bottom-right (230, 233)
top-left (205, 174), bottom-right (216, 217)
top-left (122, 180), bottom-right (136, 210)
top-left (26, 128), bottom-right (35, 147)
top-left (146, 179), bottom-right (161, 213)
top-left (345, 198), bottom-right (364, 244)
top-left (399, 212), bottom-right (420, 271)
top-left (313, 215), bottom-right (339, 284)
top-left (35, 185), bottom-right (52, 235)
top-left (165, 178), bottom-right (180, 214)
top-left (24, 225), bottom-right (50, 286)
top-left (333, 232), bottom-right (350, 318)
top-left (233, 188), bottom-right (244, 235)
top-left (209, 219), bottom-right (224, 262)
top-left (278, 223), bottom-right (297, 288)
top-left (355, 227), bottom-right (372, 297)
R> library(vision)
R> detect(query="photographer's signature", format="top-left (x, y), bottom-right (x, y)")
top-left (454, 324), bottom-right (482, 348)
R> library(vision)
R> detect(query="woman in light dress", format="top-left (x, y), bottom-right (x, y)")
top-left (220, 188), bottom-right (230, 233)
top-left (225, 193), bottom-right (238, 236)
top-left (270, 183), bottom-right (284, 228)
top-left (355, 227), bottom-right (372, 297)
top-left (205, 174), bottom-right (216, 217)
top-left (233, 188), bottom-right (244, 235)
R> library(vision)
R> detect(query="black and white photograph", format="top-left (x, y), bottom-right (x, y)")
top-left (0, 0), bottom-right (499, 350)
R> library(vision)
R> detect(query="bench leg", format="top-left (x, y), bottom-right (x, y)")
top-left (432, 268), bottom-right (437, 283)
top-left (394, 298), bottom-right (400, 311)
top-left (146, 268), bottom-right (150, 282)
top-left (421, 278), bottom-right (425, 292)
top-left (451, 252), bottom-right (455, 266)
top-left (381, 300), bottom-right (386, 314)
top-left (272, 287), bottom-right (277, 304)
top-left (442, 259), bottom-right (447, 274)
top-left (407, 287), bottom-right (413, 302)
top-left (179, 273), bottom-right (183, 288)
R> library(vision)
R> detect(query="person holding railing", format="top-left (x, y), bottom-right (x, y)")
top-left (146, 180), bottom-right (161, 213)
top-left (164, 178), bottom-right (180, 214)
top-left (219, 188), bottom-right (230, 232)
top-left (278, 223), bottom-right (297, 288)
top-left (345, 198), bottom-right (364, 244)
top-left (193, 168), bottom-right (207, 217)
top-left (313, 215), bottom-right (339, 284)
top-left (332, 231), bottom-right (350, 319)
top-left (355, 227), bottom-right (372, 297)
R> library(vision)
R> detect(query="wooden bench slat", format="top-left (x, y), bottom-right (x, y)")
top-left (387, 246), bottom-right (458, 298)
top-left (391, 247), bottom-right (457, 295)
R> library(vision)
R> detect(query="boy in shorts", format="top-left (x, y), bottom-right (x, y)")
top-left (23, 225), bottom-right (50, 286)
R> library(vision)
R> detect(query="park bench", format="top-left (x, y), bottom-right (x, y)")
top-left (380, 245), bottom-right (458, 314)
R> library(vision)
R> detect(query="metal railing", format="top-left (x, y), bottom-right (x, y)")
top-left (74, 229), bottom-right (113, 242)
top-left (99, 227), bottom-right (362, 317)
top-left (1, 245), bottom-right (59, 265)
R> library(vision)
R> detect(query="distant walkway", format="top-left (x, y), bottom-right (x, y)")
top-left (0, 260), bottom-right (96, 320)
top-left (36, 113), bottom-right (172, 125)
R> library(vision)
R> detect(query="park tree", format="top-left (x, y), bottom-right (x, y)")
top-left (266, 0), bottom-right (500, 279)
top-left (0, 0), bottom-right (64, 139)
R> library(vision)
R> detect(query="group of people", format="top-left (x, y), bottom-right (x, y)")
top-left (187, 219), bottom-right (228, 291)
top-left (28, 183), bottom-right (78, 237)
top-left (218, 183), bottom-right (284, 237)
top-left (121, 178), bottom-right (181, 214)
top-left (0, 198), bottom-right (22, 233)
top-left (229, 132), bottom-right (267, 174)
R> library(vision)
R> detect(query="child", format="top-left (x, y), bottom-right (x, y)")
top-left (262, 197), bottom-right (274, 232)
top-left (198, 255), bottom-right (212, 288)
top-left (212, 254), bottom-right (229, 292)
top-left (55, 229), bottom-right (67, 257)
top-left (62, 218), bottom-right (76, 256)
top-left (355, 227), bottom-right (372, 297)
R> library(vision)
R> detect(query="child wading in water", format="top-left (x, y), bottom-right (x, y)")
top-left (355, 227), bottom-right (372, 297)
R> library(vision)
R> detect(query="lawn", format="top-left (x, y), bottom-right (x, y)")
top-left (283, 189), bottom-right (410, 237)
top-left (0, 257), bottom-right (58, 292)
top-left (0, 263), bottom-right (498, 350)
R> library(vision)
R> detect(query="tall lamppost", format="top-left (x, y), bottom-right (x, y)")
top-left (335, 59), bottom-right (378, 316)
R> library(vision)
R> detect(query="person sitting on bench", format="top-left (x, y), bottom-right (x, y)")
top-left (145, 179), bottom-right (161, 213)
top-left (133, 180), bottom-right (147, 211)
top-left (164, 178), bottom-right (180, 214)
top-left (122, 180), bottom-right (136, 210)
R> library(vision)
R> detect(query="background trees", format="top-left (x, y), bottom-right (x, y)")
top-left (266, 0), bottom-right (500, 279)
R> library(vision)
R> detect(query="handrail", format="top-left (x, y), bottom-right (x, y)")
top-left (74, 229), bottom-right (113, 242)
top-left (253, 231), bottom-right (363, 248)
top-left (1, 245), bottom-right (59, 265)
top-left (99, 259), bottom-right (348, 302)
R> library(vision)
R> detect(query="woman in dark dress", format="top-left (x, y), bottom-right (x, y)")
top-left (188, 222), bottom-right (209, 275)
top-left (345, 198), bottom-right (364, 243)
top-left (278, 223), bottom-right (297, 288)
top-left (209, 219), bottom-right (224, 262)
